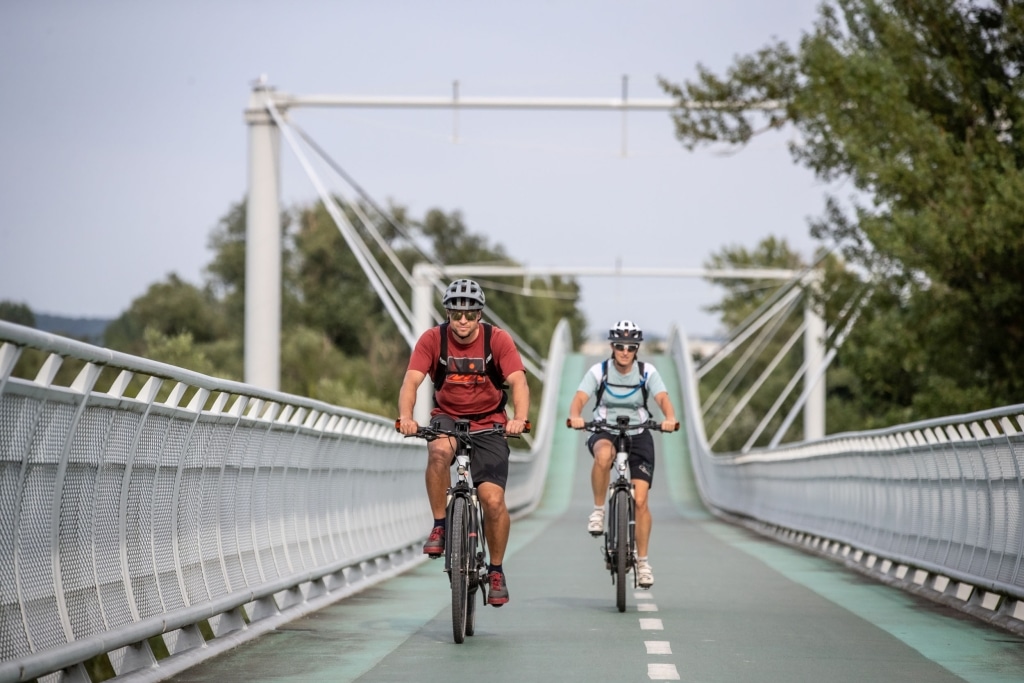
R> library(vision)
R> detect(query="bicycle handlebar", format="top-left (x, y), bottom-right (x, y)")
top-left (565, 418), bottom-right (679, 434)
top-left (394, 419), bottom-right (531, 441)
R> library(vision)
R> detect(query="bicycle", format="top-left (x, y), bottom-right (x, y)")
top-left (568, 415), bottom-right (678, 612)
top-left (397, 418), bottom-right (529, 643)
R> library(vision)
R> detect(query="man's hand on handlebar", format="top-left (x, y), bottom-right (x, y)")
top-left (661, 419), bottom-right (680, 432)
top-left (393, 417), bottom-right (531, 437)
top-left (505, 418), bottom-right (529, 436)
top-left (567, 415), bottom-right (586, 430)
top-left (396, 417), bottom-right (419, 435)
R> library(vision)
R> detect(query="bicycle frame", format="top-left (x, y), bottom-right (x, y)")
top-left (443, 421), bottom-right (488, 644)
top-left (604, 416), bottom-right (638, 611)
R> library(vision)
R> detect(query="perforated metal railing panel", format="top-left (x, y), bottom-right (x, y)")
top-left (669, 327), bottom-right (1024, 600)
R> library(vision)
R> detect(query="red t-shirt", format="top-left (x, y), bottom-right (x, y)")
top-left (408, 324), bottom-right (526, 428)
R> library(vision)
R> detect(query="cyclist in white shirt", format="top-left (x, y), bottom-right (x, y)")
top-left (567, 320), bottom-right (679, 588)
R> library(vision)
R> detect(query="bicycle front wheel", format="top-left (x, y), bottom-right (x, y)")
top-left (614, 488), bottom-right (630, 613)
top-left (466, 503), bottom-right (485, 637)
top-left (450, 495), bottom-right (471, 643)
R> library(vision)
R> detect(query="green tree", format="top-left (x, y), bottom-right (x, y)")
top-left (0, 300), bottom-right (35, 327)
top-left (204, 201), bottom-right (301, 338)
top-left (661, 0), bottom-right (1024, 421)
top-left (104, 274), bottom-right (225, 355)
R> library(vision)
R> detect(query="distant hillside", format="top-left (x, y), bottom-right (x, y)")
top-left (34, 314), bottom-right (112, 345)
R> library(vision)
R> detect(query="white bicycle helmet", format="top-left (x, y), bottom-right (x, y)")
top-left (608, 319), bottom-right (643, 342)
top-left (442, 279), bottom-right (486, 310)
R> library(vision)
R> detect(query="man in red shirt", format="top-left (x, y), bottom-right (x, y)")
top-left (397, 279), bottom-right (530, 606)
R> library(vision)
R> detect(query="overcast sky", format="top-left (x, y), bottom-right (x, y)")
top-left (0, 1), bottom-right (830, 340)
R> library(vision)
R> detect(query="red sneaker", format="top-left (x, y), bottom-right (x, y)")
top-left (423, 526), bottom-right (445, 557)
top-left (486, 571), bottom-right (509, 606)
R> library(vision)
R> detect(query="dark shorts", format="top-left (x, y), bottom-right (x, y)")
top-left (430, 414), bottom-right (510, 489)
top-left (587, 429), bottom-right (656, 488)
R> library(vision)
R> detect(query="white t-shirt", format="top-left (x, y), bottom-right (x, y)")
top-left (577, 358), bottom-right (668, 431)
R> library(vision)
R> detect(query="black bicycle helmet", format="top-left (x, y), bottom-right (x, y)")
top-left (608, 319), bottom-right (643, 342)
top-left (442, 278), bottom-right (486, 310)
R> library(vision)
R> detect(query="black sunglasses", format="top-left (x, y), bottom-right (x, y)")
top-left (447, 309), bottom-right (481, 322)
top-left (613, 343), bottom-right (639, 352)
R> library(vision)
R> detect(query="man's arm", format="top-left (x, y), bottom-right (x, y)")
top-left (504, 369), bottom-right (529, 436)
top-left (397, 368), bottom-right (426, 435)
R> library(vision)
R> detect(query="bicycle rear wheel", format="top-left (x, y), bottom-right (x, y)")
top-left (449, 496), bottom-right (471, 643)
top-left (614, 488), bottom-right (630, 613)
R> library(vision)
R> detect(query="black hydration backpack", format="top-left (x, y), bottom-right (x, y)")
top-left (593, 358), bottom-right (649, 411)
top-left (431, 322), bottom-right (508, 417)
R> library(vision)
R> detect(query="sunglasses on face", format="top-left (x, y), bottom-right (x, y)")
top-left (613, 343), bottom-right (639, 352)
top-left (447, 310), bottom-right (481, 322)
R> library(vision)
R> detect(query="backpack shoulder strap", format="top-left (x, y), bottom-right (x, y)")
top-left (482, 323), bottom-right (507, 390)
top-left (432, 323), bottom-right (449, 392)
top-left (638, 360), bottom-right (649, 409)
top-left (594, 359), bottom-right (610, 407)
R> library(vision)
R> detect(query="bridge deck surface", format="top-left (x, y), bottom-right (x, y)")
top-left (171, 355), bottom-right (1024, 683)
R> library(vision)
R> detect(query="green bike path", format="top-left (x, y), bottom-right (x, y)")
top-left (172, 354), bottom-right (1024, 683)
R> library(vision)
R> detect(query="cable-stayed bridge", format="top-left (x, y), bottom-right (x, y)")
top-left (3, 80), bottom-right (1024, 682)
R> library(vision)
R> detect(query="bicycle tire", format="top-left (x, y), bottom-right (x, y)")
top-left (466, 502), bottom-right (485, 636)
top-left (614, 488), bottom-right (630, 613)
top-left (450, 496), bottom-right (471, 643)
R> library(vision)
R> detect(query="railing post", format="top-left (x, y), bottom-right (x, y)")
top-left (244, 77), bottom-right (282, 390)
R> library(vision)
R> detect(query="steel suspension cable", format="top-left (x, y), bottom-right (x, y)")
top-left (737, 282), bottom-right (863, 452)
top-left (701, 290), bottom-right (803, 420)
top-left (290, 121), bottom-right (548, 373)
top-left (266, 101), bottom-right (417, 346)
top-left (767, 285), bottom-right (874, 448)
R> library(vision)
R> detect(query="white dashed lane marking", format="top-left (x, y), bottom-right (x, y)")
top-left (647, 663), bottom-right (681, 680)
top-left (638, 594), bottom-right (678, 679)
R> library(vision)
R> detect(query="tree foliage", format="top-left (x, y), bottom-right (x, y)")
top-left (104, 274), bottom-right (226, 355)
top-left (662, 0), bottom-right (1024, 423)
top-left (0, 301), bottom-right (35, 327)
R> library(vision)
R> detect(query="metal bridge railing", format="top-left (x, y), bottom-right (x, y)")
top-left (668, 326), bottom-right (1024, 628)
top-left (0, 319), bottom-right (571, 683)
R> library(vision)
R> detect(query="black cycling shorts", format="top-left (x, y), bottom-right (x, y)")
top-left (587, 428), bottom-right (656, 488)
top-left (430, 414), bottom-right (510, 489)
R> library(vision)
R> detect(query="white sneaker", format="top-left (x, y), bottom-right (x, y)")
top-left (637, 561), bottom-right (654, 588)
top-left (587, 509), bottom-right (605, 535)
